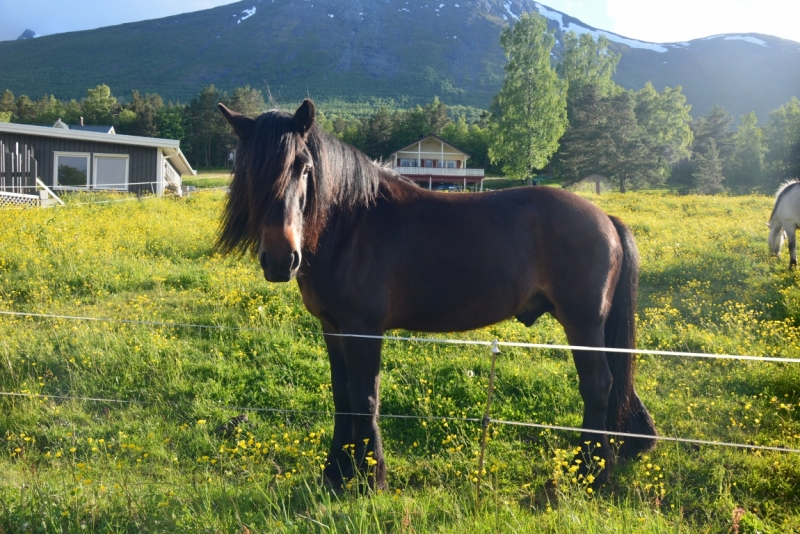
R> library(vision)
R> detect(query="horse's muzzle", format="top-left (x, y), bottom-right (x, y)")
top-left (259, 250), bottom-right (301, 282)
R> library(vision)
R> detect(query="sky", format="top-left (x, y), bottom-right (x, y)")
top-left (1, 0), bottom-right (799, 43)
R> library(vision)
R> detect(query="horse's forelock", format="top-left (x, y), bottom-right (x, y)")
top-left (218, 108), bottom-right (387, 255)
top-left (217, 110), bottom-right (298, 254)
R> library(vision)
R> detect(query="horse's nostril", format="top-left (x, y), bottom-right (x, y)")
top-left (290, 250), bottom-right (301, 271)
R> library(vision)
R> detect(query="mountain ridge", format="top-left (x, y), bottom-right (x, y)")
top-left (1, 0), bottom-right (798, 121)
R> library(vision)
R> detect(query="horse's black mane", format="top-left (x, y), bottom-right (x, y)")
top-left (769, 179), bottom-right (800, 223)
top-left (217, 109), bottom-right (396, 254)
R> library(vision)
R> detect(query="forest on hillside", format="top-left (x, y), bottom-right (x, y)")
top-left (2, 21), bottom-right (799, 194)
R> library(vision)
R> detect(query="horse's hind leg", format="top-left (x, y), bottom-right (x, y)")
top-left (787, 222), bottom-right (797, 268)
top-left (562, 323), bottom-right (615, 486)
top-left (321, 322), bottom-right (355, 490)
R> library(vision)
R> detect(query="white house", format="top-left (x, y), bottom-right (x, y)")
top-left (389, 134), bottom-right (484, 191)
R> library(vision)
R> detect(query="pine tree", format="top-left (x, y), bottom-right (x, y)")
top-left (0, 90), bottom-right (16, 115)
top-left (14, 95), bottom-right (37, 123)
top-left (119, 90), bottom-right (163, 137)
top-left (692, 139), bottom-right (726, 194)
top-left (156, 104), bottom-right (186, 143)
top-left (554, 32), bottom-right (620, 189)
top-left (557, 83), bottom-right (606, 186)
top-left (82, 85), bottom-right (118, 125)
top-left (603, 91), bottom-right (655, 192)
top-left (669, 106), bottom-right (734, 193)
top-left (185, 85), bottom-right (229, 167)
top-left (363, 107), bottom-right (395, 159)
top-left (229, 86), bottom-right (265, 118)
top-left (764, 97), bottom-right (800, 186)
top-left (693, 105), bottom-right (734, 160)
top-left (424, 97), bottom-right (450, 136)
top-left (488, 12), bottom-right (567, 181)
top-left (392, 105), bottom-right (428, 148)
top-left (726, 112), bottom-right (766, 192)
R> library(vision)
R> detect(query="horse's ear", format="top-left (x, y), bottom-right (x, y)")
top-left (218, 103), bottom-right (256, 141)
top-left (293, 99), bottom-right (316, 138)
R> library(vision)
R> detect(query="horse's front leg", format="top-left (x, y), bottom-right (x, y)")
top-left (321, 321), bottom-right (355, 489)
top-left (564, 326), bottom-right (614, 487)
top-left (787, 222), bottom-right (797, 269)
top-left (340, 333), bottom-right (387, 490)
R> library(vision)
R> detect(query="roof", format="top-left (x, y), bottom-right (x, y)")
top-left (0, 122), bottom-right (195, 176)
top-left (69, 125), bottom-right (116, 134)
top-left (390, 134), bottom-right (472, 159)
top-left (52, 119), bottom-right (115, 134)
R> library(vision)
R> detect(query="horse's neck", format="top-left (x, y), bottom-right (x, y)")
top-left (311, 171), bottom-right (398, 251)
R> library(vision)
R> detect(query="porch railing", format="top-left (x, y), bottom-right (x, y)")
top-left (394, 167), bottom-right (484, 177)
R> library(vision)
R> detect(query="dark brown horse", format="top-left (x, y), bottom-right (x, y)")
top-left (216, 99), bottom-right (657, 489)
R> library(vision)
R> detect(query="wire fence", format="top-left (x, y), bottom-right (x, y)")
top-left (3, 309), bottom-right (800, 364)
top-left (1, 389), bottom-right (798, 455)
top-left (3, 306), bottom-right (799, 501)
top-left (0, 182), bottom-right (228, 210)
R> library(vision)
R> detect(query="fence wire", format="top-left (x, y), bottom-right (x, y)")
top-left (1, 309), bottom-right (799, 458)
top-left (3, 310), bottom-right (800, 364)
top-left (1, 390), bottom-right (798, 455)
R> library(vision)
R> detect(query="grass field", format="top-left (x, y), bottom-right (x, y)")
top-left (0, 187), bottom-right (799, 533)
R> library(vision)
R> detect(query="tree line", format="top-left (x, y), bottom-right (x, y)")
top-left (487, 13), bottom-right (800, 193)
top-left (0, 84), bottom-right (265, 169)
top-left (1, 12), bottom-right (798, 193)
top-left (0, 84), bottom-right (495, 172)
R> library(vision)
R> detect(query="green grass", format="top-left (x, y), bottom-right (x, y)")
top-left (183, 169), bottom-right (233, 189)
top-left (0, 189), bottom-right (799, 532)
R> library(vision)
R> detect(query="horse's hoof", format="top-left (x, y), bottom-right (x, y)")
top-left (539, 479), bottom-right (559, 508)
top-left (320, 472), bottom-right (347, 495)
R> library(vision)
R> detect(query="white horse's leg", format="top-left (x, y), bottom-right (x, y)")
top-left (769, 222), bottom-right (784, 256)
top-left (786, 221), bottom-right (797, 268)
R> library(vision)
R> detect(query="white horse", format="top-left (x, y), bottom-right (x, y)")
top-left (768, 179), bottom-right (800, 268)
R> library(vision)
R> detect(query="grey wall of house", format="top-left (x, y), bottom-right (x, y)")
top-left (0, 132), bottom-right (159, 194)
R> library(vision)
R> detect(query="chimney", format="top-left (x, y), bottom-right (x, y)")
top-left (80, 116), bottom-right (84, 126)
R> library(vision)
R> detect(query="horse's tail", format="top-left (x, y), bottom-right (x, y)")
top-left (605, 216), bottom-right (657, 458)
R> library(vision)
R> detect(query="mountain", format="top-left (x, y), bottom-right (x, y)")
top-left (1, 0), bottom-right (798, 121)
top-left (16, 29), bottom-right (38, 40)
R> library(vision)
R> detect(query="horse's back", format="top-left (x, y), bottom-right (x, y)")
top-left (774, 182), bottom-right (800, 224)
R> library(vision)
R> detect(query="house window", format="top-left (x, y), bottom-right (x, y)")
top-left (447, 160), bottom-right (457, 168)
top-left (424, 160), bottom-right (433, 168)
top-left (54, 152), bottom-right (90, 189)
top-left (93, 154), bottom-right (129, 190)
top-left (410, 159), bottom-right (418, 167)
top-left (400, 158), bottom-right (411, 167)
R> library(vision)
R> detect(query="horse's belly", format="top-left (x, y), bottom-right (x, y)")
top-left (386, 280), bottom-right (533, 333)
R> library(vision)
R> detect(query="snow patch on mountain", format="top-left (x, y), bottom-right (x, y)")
top-left (563, 23), bottom-right (668, 53)
top-left (503, 2), bottom-right (520, 21)
top-left (237, 7), bottom-right (256, 24)
top-left (724, 35), bottom-right (768, 46)
top-left (534, 3), bottom-right (563, 26)
top-left (531, 2), bottom-right (667, 52)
